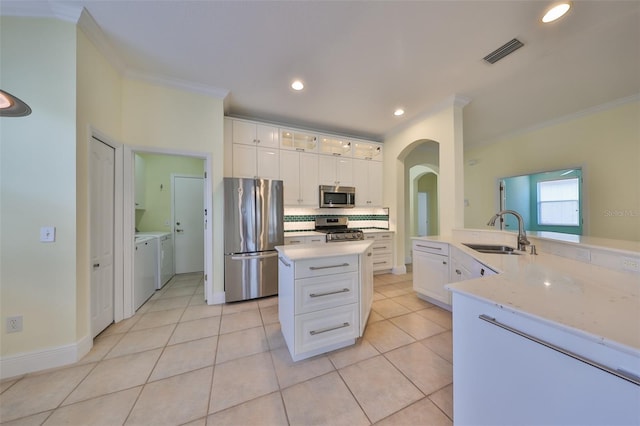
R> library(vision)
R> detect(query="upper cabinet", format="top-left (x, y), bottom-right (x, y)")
top-left (352, 159), bottom-right (382, 206)
top-left (280, 150), bottom-right (318, 206)
top-left (353, 141), bottom-right (383, 161)
top-left (280, 129), bottom-right (318, 152)
top-left (318, 156), bottom-right (353, 187)
top-left (318, 135), bottom-right (352, 157)
top-left (232, 119), bottom-right (279, 148)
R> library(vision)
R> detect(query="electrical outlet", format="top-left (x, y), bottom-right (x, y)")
top-left (6, 316), bottom-right (23, 333)
top-left (622, 257), bottom-right (640, 272)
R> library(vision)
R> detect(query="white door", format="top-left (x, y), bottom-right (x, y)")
top-left (90, 137), bottom-right (115, 337)
top-left (418, 192), bottom-right (428, 236)
top-left (173, 175), bottom-right (204, 273)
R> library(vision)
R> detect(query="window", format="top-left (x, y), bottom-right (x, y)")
top-left (537, 178), bottom-right (580, 226)
top-left (501, 168), bottom-right (582, 235)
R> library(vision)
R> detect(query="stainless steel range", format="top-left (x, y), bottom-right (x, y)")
top-left (315, 217), bottom-right (364, 242)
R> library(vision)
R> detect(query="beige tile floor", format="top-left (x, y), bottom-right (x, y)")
top-left (0, 272), bottom-right (453, 425)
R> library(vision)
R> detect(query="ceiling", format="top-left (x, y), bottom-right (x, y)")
top-left (3, 1), bottom-right (639, 147)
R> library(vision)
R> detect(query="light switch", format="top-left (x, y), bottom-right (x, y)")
top-left (40, 226), bottom-right (56, 242)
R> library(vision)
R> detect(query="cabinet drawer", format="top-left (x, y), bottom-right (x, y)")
top-left (295, 255), bottom-right (358, 279)
top-left (376, 232), bottom-right (393, 241)
top-left (295, 272), bottom-right (358, 314)
top-left (372, 241), bottom-right (392, 254)
top-left (372, 255), bottom-right (393, 271)
top-left (284, 236), bottom-right (306, 245)
top-left (413, 240), bottom-right (449, 256)
top-left (295, 304), bottom-right (358, 354)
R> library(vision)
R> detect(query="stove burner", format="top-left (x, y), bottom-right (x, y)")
top-left (315, 217), bottom-right (364, 242)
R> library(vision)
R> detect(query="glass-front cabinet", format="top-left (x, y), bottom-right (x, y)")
top-left (318, 135), bottom-right (352, 157)
top-left (353, 141), bottom-right (383, 161)
top-left (280, 129), bottom-right (318, 152)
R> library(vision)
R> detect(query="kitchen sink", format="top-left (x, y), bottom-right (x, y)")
top-left (463, 243), bottom-right (521, 255)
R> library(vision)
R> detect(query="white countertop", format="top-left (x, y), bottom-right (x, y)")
top-left (276, 240), bottom-right (373, 261)
top-left (413, 236), bottom-right (640, 356)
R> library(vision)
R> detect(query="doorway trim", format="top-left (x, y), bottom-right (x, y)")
top-left (124, 145), bottom-right (213, 318)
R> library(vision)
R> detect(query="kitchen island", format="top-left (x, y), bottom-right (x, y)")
top-left (275, 241), bottom-right (374, 361)
top-left (413, 231), bottom-right (640, 425)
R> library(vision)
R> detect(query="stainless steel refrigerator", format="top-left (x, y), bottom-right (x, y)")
top-left (224, 178), bottom-right (284, 302)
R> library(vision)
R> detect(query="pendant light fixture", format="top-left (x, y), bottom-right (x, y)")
top-left (0, 90), bottom-right (32, 117)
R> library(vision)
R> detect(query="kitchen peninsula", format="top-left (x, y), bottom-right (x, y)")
top-left (413, 230), bottom-right (640, 425)
top-left (275, 241), bottom-right (374, 361)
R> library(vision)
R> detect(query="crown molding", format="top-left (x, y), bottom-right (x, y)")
top-left (0, 1), bottom-right (83, 22)
top-left (124, 69), bottom-right (230, 100)
top-left (77, 8), bottom-right (126, 74)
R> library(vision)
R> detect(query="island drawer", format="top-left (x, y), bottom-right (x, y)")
top-left (295, 255), bottom-right (358, 279)
top-left (295, 272), bottom-right (358, 314)
top-left (413, 240), bottom-right (449, 256)
top-left (295, 303), bottom-right (358, 354)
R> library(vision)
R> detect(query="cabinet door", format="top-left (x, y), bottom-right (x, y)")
top-left (299, 152), bottom-right (319, 206)
top-left (134, 154), bottom-right (146, 209)
top-left (256, 124), bottom-right (279, 148)
top-left (368, 161), bottom-right (383, 206)
top-left (360, 246), bottom-right (374, 335)
top-left (232, 120), bottom-right (257, 145)
top-left (413, 250), bottom-right (449, 304)
top-left (335, 157), bottom-right (353, 186)
top-left (256, 147), bottom-right (280, 179)
top-left (318, 156), bottom-right (338, 185)
top-left (232, 144), bottom-right (256, 178)
top-left (352, 159), bottom-right (369, 206)
top-left (280, 150), bottom-right (301, 205)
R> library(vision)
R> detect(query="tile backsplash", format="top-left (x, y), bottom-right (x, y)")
top-left (284, 207), bottom-right (389, 232)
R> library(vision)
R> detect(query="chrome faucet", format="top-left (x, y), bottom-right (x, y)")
top-left (487, 209), bottom-right (531, 251)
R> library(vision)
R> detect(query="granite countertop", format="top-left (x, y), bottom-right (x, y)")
top-left (413, 235), bottom-right (640, 356)
top-left (276, 240), bottom-right (373, 261)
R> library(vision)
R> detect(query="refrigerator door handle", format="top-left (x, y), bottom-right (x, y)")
top-left (230, 252), bottom-right (278, 261)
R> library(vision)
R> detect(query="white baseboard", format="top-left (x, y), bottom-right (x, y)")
top-left (0, 334), bottom-right (92, 380)
top-left (391, 265), bottom-right (407, 275)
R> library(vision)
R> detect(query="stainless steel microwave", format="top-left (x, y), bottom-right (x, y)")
top-left (319, 185), bottom-right (356, 208)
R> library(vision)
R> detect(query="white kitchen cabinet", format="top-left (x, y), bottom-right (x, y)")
top-left (134, 154), bottom-right (146, 210)
top-left (364, 232), bottom-right (394, 272)
top-left (353, 141), bottom-right (383, 161)
top-left (232, 119), bottom-right (279, 148)
top-left (318, 135), bottom-right (352, 157)
top-left (318, 155), bottom-right (353, 186)
top-left (232, 144), bottom-right (279, 179)
top-left (412, 240), bottom-right (450, 307)
top-left (284, 235), bottom-right (326, 245)
top-left (277, 249), bottom-right (373, 361)
top-left (452, 292), bottom-right (640, 425)
top-left (449, 246), bottom-right (496, 282)
top-left (352, 158), bottom-right (382, 206)
top-left (280, 150), bottom-right (318, 206)
top-left (280, 129), bottom-right (318, 152)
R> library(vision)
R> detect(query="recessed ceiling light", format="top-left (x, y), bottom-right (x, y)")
top-left (394, 108), bottom-right (405, 116)
top-left (291, 80), bottom-right (304, 91)
top-left (542, 2), bottom-right (571, 23)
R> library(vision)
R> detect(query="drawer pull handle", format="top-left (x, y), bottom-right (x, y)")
top-left (310, 288), bottom-right (349, 298)
top-left (416, 244), bottom-right (442, 250)
top-left (373, 246), bottom-right (387, 250)
top-left (373, 261), bottom-right (387, 265)
top-left (310, 322), bottom-right (350, 335)
top-left (278, 257), bottom-right (291, 267)
top-left (309, 263), bottom-right (349, 270)
top-left (478, 314), bottom-right (640, 386)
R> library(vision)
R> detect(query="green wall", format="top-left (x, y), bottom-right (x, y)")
top-left (136, 153), bottom-right (205, 232)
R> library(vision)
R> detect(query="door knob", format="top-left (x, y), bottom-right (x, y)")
top-left (176, 229), bottom-right (184, 233)
top-left (176, 222), bottom-right (181, 226)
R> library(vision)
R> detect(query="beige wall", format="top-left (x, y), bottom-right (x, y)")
top-left (383, 98), bottom-right (467, 270)
top-left (464, 99), bottom-right (640, 242)
top-left (1, 17), bottom-right (78, 356)
top-left (122, 79), bottom-right (225, 296)
top-left (76, 26), bottom-right (124, 344)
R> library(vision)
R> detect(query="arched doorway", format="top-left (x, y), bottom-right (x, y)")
top-left (401, 140), bottom-right (440, 266)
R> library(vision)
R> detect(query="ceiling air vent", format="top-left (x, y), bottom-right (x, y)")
top-left (483, 38), bottom-right (524, 64)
